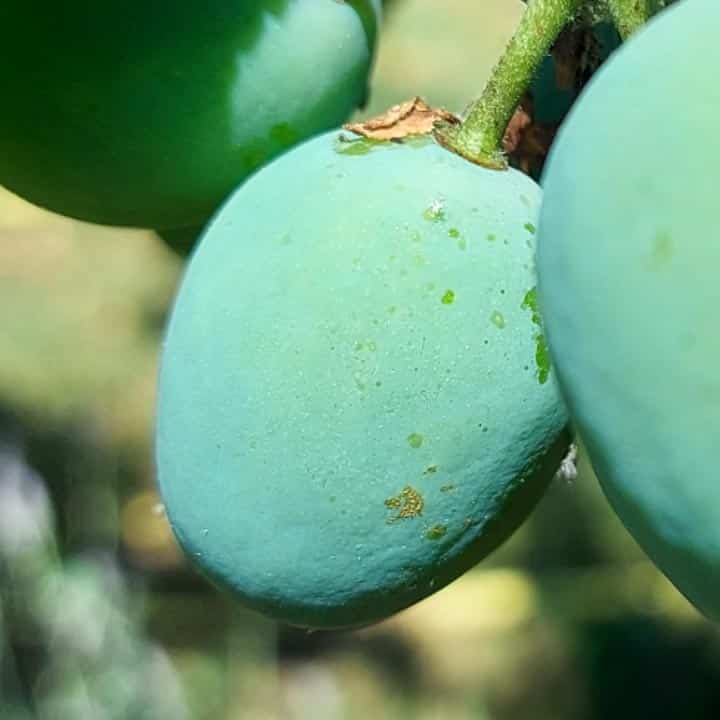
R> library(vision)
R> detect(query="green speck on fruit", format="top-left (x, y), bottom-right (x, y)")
top-left (385, 486), bottom-right (424, 523)
top-left (425, 524), bottom-right (447, 541)
top-left (367, 340), bottom-right (377, 352)
top-left (647, 230), bottom-right (673, 270)
top-left (423, 465), bottom-right (438, 475)
top-left (521, 287), bottom-right (551, 384)
top-left (521, 287), bottom-right (542, 326)
top-left (490, 311), bottom-right (506, 329)
top-left (423, 200), bottom-right (446, 222)
top-left (487, 233), bottom-right (497, 242)
top-left (334, 134), bottom-right (387, 156)
top-left (441, 289), bottom-right (455, 305)
top-left (410, 229), bottom-right (422, 243)
top-left (524, 222), bottom-right (536, 234)
top-left (535, 334), bottom-right (551, 385)
top-left (407, 432), bottom-right (424, 449)
top-left (457, 237), bottom-right (467, 251)
top-left (448, 227), bottom-right (460, 238)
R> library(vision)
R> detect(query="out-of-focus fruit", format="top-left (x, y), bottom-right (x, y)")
top-left (538, 0), bottom-right (720, 621)
top-left (0, 1), bottom-right (379, 229)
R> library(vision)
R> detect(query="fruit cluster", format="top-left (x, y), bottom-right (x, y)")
top-left (3, 0), bottom-right (716, 627)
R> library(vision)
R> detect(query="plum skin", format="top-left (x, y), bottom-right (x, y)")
top-left (0, 0), bottom-right (379, 229)
top-left (537, 0), bottom-right (720, 621)
top-left (156, 130), bottom-right (568, 629)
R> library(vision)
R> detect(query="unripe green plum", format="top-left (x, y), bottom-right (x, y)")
top-left (156, 226), bottom-right (204, 257)
top-left (537, 0), bottom-right (720, 620)
top-left (156, 130), bottom-right (568, 628)
top-left (0, 1), bottom-right (379, 229)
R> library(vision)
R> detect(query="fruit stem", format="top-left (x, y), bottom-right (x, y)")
top-left (606, 0), bottom-right (652, 39)
top-left (434, 0), bottom-right (582, 169)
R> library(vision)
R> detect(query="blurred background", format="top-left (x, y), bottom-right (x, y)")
top-left (2, 1), bottom-right (720, 718)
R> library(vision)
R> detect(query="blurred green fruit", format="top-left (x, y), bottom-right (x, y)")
top-left (156, 226), bottom-right (204, 257)
top-left (156, 130), bottom-right (568, 628)
top-left (537, 0), bottom-right (720, 621)
top-left (0, 1), bottom-right (379, 229)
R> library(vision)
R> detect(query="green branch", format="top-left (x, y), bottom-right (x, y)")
top-left (435, 0), bottom-right (582, 169)
top-left (606, 0), bottom-right (652, 39)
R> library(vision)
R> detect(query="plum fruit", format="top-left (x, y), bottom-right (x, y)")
top-left (156, 129), bottom-right (568, 628)
top-left (0, 1), bottom-right (379, 229)
top-left (537, 0), bottom-right (720, 620)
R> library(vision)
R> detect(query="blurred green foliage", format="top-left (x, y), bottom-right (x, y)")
top-left (1, 1), bottom-right (719, 718)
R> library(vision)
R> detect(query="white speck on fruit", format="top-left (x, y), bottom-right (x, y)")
top-left (423, 198), bottom-right (446, 222)
top-left (555, 443), bottom-right (578, 484)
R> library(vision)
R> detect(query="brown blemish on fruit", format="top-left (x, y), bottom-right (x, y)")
top-left (385, 486), bottom-right (424, 523)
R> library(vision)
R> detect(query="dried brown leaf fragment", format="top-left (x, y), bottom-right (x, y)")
top-left (344, 97), bottom-right (459, 141)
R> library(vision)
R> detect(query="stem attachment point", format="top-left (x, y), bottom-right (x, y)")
top-left (436, 0), bottom-right (582, 168)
